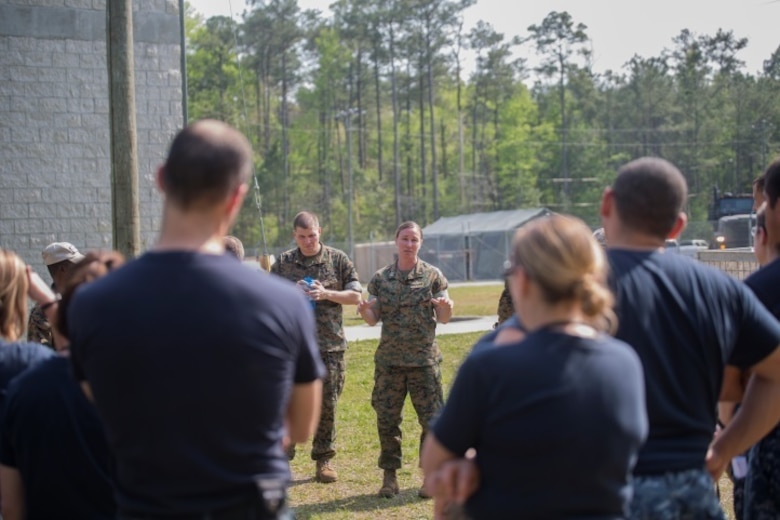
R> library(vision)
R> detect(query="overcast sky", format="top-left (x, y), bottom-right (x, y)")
top-left (188, 0), bottom-right (780, 76)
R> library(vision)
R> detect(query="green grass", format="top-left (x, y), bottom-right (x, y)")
top-left (288, 332), bottom-right (482, 519)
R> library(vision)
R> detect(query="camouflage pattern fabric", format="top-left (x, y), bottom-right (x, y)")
top-left (371, 364), bottom-right (443, 470)
top-left (726, 459), bottom-right (745, 520)
top-left (310, 351), bottom-right (346, 462)
top-left (271, 244), bottom-right (360, 353)
top-left (27, 303), bottom-right (54, 349)
top-left (742, 425), bottom-right (780, 520)
top-left (629, 468), bottom-right (726, 520)
top-left (367, 260), bottom-right (448, 368)
top-left (496, 281), bottom-right (513, 326)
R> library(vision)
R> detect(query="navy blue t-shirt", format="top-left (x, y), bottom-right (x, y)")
top-left (0, 356), bottom-right (115, 519)
top-left (608, 249), bottom-right (780, 475)
top-left (745, 258), bottom-right (780, 320)
top-left (470, 314), bottom-right (525, 357)
top-left (0, 341), bottom-right (54, 411)
top-left (433, 328), bottom-right (647, 520)
top-left (68, 251), bottom-right (325, 516)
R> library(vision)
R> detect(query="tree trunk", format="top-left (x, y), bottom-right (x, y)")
top-left (418, 61), bottom-right (427, 224)
top-left (426, 38), bottom-right (438, 220)
top-left (390, 24), bottom-right (401, 228)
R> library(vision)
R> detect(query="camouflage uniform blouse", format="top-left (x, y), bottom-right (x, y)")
top-left (367, 260), bottom-right (448, 368)
top-left (27, 304), bottom-right (54, 348)
top-left (271, 244), bottom-right (361, 352)
top-left (496, 281), bottom-right (514, 325)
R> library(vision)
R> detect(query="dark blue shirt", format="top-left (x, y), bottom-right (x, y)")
top-left (470, 314), bottom-right (525, 356)
top-left (69, 251), bottom-right (325, 516)
top-left (608, 249), bottom-right (780, 475)
top-left (0, 340), bottom-right (54, 411)
top-left (434, 328), bottom-right (647, 520)
top-left (745, 257), bottom-right (780, 319)
top-left (0, 356), bottom-right (115, 520)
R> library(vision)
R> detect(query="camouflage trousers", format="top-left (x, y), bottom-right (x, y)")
top-left (371, 363), bottom-right (444, 470)
top-left (312, 351), bottom-right (346, 461)
top-left (288, 351), bottom-right (345, 462)
top-left (742, 425), bottom-right (780, 520)
top-left (629, 468), bottom-right (726, 520)
top-left (725, 458), bottom-right (746, 520)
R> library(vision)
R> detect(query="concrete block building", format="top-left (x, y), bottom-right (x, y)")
top-left (0, 0), bottom-right (183, 278)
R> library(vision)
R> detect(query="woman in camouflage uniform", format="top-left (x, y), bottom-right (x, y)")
top-left (358, 221), bottom-right (454, 499)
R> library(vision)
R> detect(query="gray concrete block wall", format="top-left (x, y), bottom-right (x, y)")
top-left (0, 0), bottom-right (182, 282)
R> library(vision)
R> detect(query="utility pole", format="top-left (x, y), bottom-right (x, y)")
top-left (107, 0), bottom-right (140, 257)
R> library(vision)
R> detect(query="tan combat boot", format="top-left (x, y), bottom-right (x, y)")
top-left (378, 469), bottom-right (400, 498)
top-left (316, 459), bottom-right (338, 483)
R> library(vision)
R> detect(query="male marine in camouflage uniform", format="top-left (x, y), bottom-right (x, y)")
top-left (359, 221), bottom-right (453, 498)
top-left (27, 242), bottom-right (84, 348)
top-left (271, 211), bottom-right (361, 483)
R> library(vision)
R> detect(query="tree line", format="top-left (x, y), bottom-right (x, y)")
top-left (184, 0), bottom-right (780, 251)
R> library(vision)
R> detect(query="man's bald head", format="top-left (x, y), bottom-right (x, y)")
top-left (161, 120), bottom-right (253, 210)
top-left (612, 157), bottom-right (688, 240)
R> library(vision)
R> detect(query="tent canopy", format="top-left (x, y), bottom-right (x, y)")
top-left (420, 208), bottom-right (551, 281)
top-left (422, 208), bottom-right (551, 236)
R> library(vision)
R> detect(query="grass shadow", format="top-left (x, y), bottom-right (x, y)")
top-left (291, 488), bottom-right (431, 518)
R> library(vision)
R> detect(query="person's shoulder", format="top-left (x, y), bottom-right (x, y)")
top-left (8, 355), bottom-right (64, 388)
top-left (592, 334), bottom-right (640, 357)
top-left (373, 263), bottom-right (394, 277)
top-left (746, 258), bottom-right (780, 288)
top-left (418, 259), bottom-right (445, 277)
top-left (322, 244), bottom-right (349, 258)
top-left (0, 341), bottom-right (55, 368)
top-left (276, 247), bottom-right (298, 262)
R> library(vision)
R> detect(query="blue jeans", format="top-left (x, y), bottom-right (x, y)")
top-left (629, 468), bottom-right (726, 520)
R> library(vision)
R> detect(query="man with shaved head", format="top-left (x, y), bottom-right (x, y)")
top-left (69, 120), bottom-right (324, 519)
top-left (602, 157), bottom-right (780, 519)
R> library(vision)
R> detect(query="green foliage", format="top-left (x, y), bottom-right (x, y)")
top-left (185, 5), bottom-right (780, 248)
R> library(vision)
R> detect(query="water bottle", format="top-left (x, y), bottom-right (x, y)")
top-left (303, 277), bottom-right (317, 310)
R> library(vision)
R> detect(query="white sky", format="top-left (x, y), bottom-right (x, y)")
top-left (188, 0), bottom-right (780, 76)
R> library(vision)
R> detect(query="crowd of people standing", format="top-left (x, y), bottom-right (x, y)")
top-left (1, 118), bottom-right (780, 520)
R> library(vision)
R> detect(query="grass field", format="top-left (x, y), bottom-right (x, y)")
top-left (291, 282), bottom-right (736, 519)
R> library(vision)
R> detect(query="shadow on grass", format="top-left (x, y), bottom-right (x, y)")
top-left (291, 488), bottom-right (430, 518)
top-left (290, 476), bottom-right (316, 487)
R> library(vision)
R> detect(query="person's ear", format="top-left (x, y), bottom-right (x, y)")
top-left (225, 183), bottom-right (248, 218)
top-left (155, 166), bottom-right (167, 194)
top-left (759, 227), bottom-right (769, 247)
top-left (600, 188), bottom-right (613, 219)
top-left (667, 212), bottom-right (688, 240)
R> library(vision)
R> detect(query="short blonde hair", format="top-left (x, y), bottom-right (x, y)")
top-left (511, 215), bottom-right (616, 332)
top-left (0, 248), bottom-right (29, 341)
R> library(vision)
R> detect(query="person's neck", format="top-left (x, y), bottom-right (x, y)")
top-left (766, 248), bottom-right (780, 266)
top-left (153, 207), bottom-right (228, 254)
top-left (521, 302), bottom-right (587, 333)
top-left (605, 227), bottom-right (665, 251)
top-left (397, 257), bottom-right (418, 271)
top-left (300, 243), bottom-right (323, 258)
